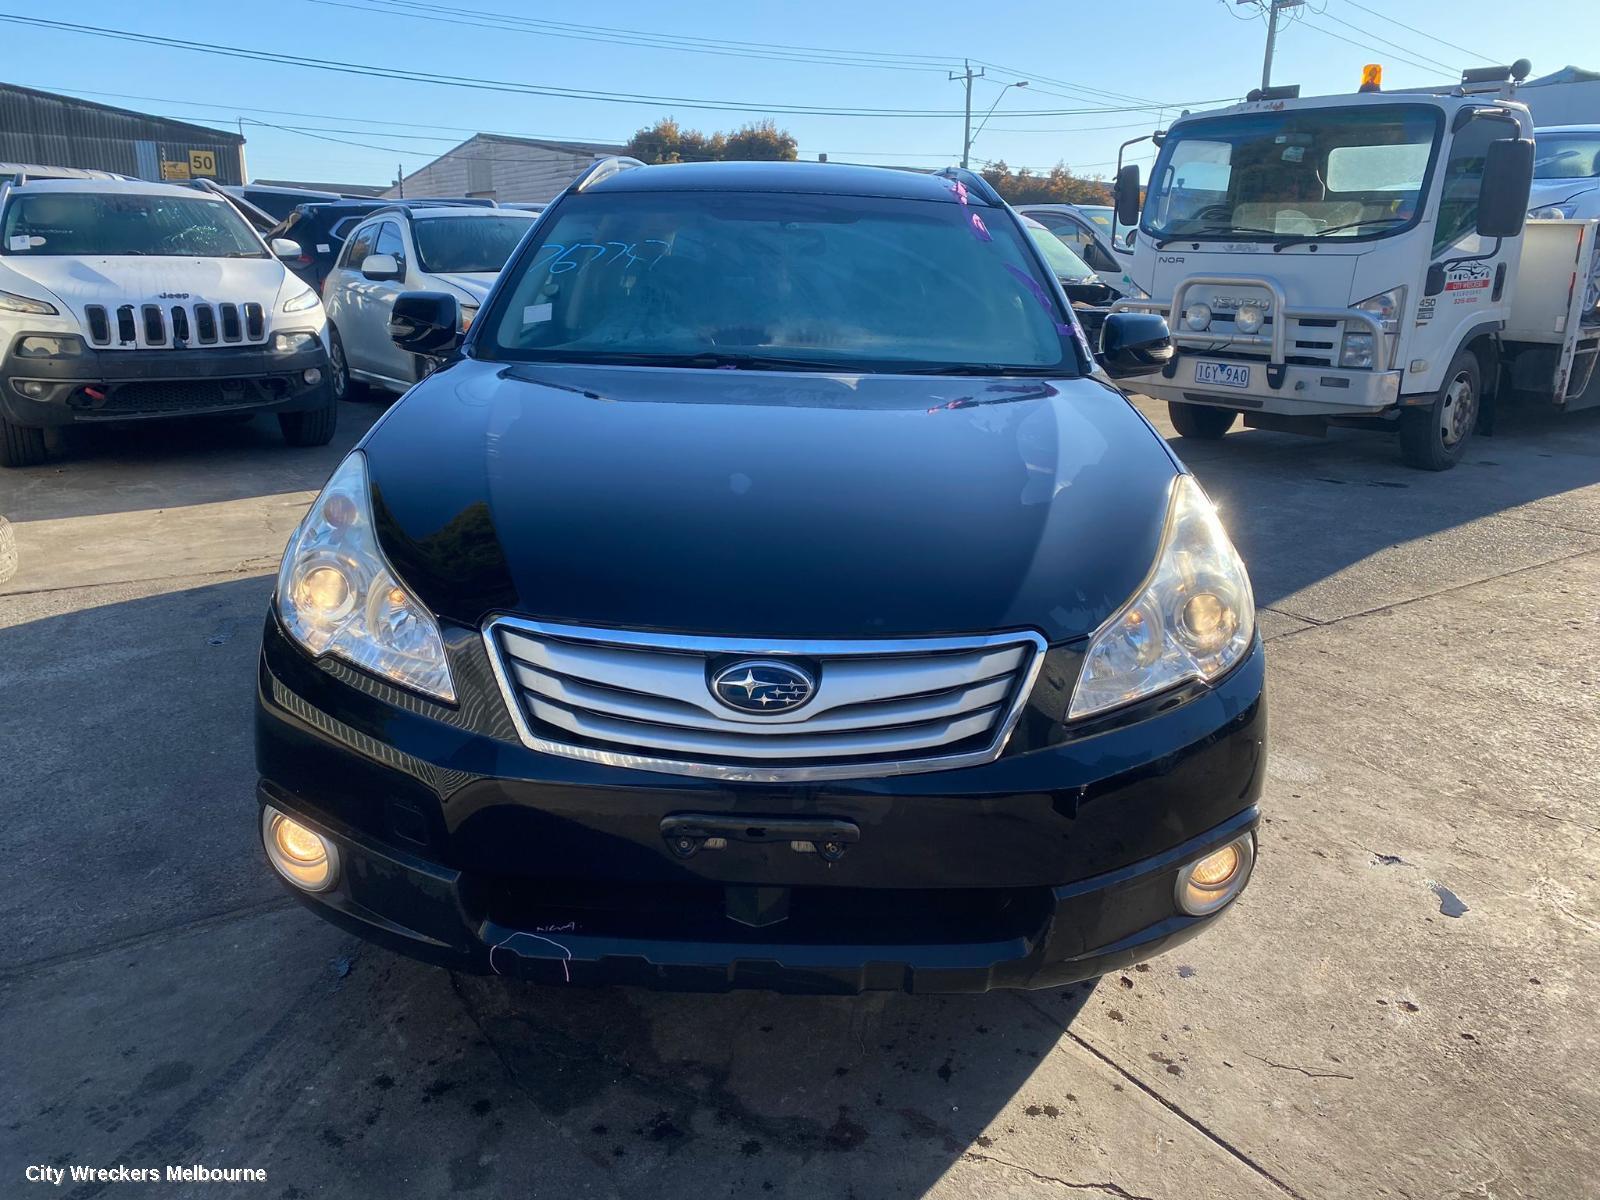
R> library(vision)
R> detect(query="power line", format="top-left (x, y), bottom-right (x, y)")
top-left (1339, 0), bottom-right (1497, 63)
top-left (0, 15), bottom-right (1236, 120)
top-left (1314, 11), bottom-right (1459, 74)
top-left (309, 0), bottom-right (957, 74)
top-left (1299, 20), bottom-right (1457, 77)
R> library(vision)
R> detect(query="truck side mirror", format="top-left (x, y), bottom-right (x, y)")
top-left (390, 292), bottom-right (463, 356)
top-left (1114, 164), bottom-right (1142, 229)
top-left (1477, 138), bottom-right (1534, 239)
top-left (1098, 311), bottom-right (1173, 379)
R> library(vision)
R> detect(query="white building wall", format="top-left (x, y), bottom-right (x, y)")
top-left (1520, 80), bottom-right (1600, 127)
top-left (387, 136), bottom-right (613, 203)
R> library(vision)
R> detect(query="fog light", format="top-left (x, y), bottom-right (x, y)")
top-left (263, 807), bottom-right (339, 892)
top-left (1176, 834), bottom-right (1254, 915)
top-left (1183, 302), bottom-right (1212, 331)
top-left (1234, 305), bottom-right (1264, 335)
top-left (13, 379), bottom-right (50, 399)
top-left (303, 367), bottom-right (322, 385)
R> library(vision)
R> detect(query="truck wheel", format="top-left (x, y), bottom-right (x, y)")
top-left (1168, 402), bottom-right (1236, 440)
top-left (327, 326), bottom-right (365, 402)
top-left (279, 389), bottom-right (339, 448)
top-left (0, 416), bottom-right (47, 468)
top-left (1400, 350), bottom-right (1479, 471)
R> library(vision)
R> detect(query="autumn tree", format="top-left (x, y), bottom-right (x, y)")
top-left (625, 118), bottom-right (797, 164)
top-left (980, 161), bottom-right (1112, 206)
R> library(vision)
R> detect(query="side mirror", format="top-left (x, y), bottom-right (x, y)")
top-left (1097, 311), bottom-right (1173, 379)
top-left (390, 291), bottom-right (463, 356)
top-left (269, 237), bottom-right (302, 260)
top-left (1114, 164), bottom-right (1142, 228)
top-left (1477, 137), bottom-right (1534, 239)
top-left (361, 252), bottom-right (404, 283)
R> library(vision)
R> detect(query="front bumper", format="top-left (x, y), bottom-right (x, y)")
top-left (255, 612), bottom-right (1267, 994)
top-left (0, 336), bottom-right (330, 426)
top-left (1136, 353), bottom-right (1402, 417)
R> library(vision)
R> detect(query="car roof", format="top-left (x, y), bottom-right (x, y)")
top-left (1535, 124), bottom-right (1600, 133)
top-left (585, 160), bottom-right (992, 204)
top-left (405, 205), bottom-right (535, 219)
top-left (4, 178), bottom-right (223, 199)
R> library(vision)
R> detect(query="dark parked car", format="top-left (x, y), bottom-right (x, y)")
top-left (256, 160), bottom-right (1263, 994)
top-left (268, 197), bottom-right (496, 292)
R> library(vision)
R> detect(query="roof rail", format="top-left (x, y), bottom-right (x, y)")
top-left (933, 166), bottom-right (1004, 207)
top-left (572, 155), bottom-right (647, 193)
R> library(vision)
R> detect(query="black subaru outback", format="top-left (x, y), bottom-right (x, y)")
top-left (255, 159), bottom-right (1265, 994)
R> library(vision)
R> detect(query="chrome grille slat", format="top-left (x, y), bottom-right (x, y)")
top-left (511, 661), bottom-right (1014, 736)
top-left (483, 618), bottom-right (1047, 782)
top-left (72, 299), bottom-right (270, 349)
top-left (527, 694), bottom-right (1005, 760)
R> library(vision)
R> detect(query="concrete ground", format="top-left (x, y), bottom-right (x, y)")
top-left (2, 396), bottom-right (1597, 1200)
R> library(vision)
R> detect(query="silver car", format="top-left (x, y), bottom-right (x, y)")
top-left (322, 204), bottom-right (536, 397)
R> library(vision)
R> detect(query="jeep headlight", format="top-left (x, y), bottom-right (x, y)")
top-left (1529, 202), bottom-right (1576, 220)
top-left (276, 453), bottom-right (456, 702)
top-left (1069, 474), bottom-right (1254, 721)
top-left (0, 288), bottom-right (58, 316)
top-left (271, 331), bottom-right (319, 353)
top-left (282, 285), bottom-right (321, 313)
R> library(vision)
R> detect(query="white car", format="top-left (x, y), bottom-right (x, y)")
top-left (0, 176), bottom-right (333, 468)
top-left (1012, 203), bottom-right (1147, 301)
top-left (1529, 126), bottom-right (1600, 219)
top-left (322, 205), bottom-right (536, 397)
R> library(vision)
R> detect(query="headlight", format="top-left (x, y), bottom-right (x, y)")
top-left (271, 331), bottom-right (319, 354)
top-left (1233, 305), bottom-right (1264, 335)
top-left (16, 334), bottom-right (84, 357)
top-left (282, 285), bottom-right (321, 313)
top-left (1068, 474), bottom-right (1254, 721)
top-left (1183, 302), bottom-right (1212, 331)
top-left (0, 288), bottom-right (58, 316)
top-left (1529, 203), bottom-right (1576, 220)
top-left (1354, 286), bottom-right (1404, 334)
top-left (276, 452), bottom-right (457, 702)
top-left (459, 303), bottom-right (480, 332)
top-left (1340, 331), bottom-right (1376, 369)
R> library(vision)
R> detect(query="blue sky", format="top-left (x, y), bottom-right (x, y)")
top-left (2, 0), bottom-right (1594, 188)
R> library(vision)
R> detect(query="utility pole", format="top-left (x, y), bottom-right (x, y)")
top-left (1237, 0), bottom-right (1303, 90)
top-left (948, 59), bottom-right (985, 169)
top-left (396, 163), bottom-right (404, 198)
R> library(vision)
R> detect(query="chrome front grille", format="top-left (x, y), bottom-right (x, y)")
top-left (482, 619), bottom-right (1048, 781)
top-left (82, 301), bottom-right (267, 349)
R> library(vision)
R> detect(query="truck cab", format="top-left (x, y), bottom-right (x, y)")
top-left (1113, 70), bottom-right (1597, 469)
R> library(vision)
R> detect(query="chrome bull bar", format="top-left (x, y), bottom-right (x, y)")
top-left (1111, 275), bottom-right (1387, 384)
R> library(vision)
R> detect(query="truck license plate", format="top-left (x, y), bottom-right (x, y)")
top-left (1195, 361), bottom-right (1250, 389)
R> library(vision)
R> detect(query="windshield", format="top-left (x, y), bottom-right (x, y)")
top-left (0, 192), bottom-right (265, 258)
top-left (1023, 219), bottom-right (1095, 280)
top-left (480, 189), bottom-right (1078, 374)
top-left (415, 215), bottom-right (536, 274)
top-left (1077, 206), bottom-right (1114, 234)
top-left (1144, 104), bottom-right (1441, 242)
top-left (1533, 133), bottom-right (1600, 180)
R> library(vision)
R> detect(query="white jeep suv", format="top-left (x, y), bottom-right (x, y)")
top-left (0, 176), bottom-right (334, 467)
top-left (321, 204), bottom-right (535, 397)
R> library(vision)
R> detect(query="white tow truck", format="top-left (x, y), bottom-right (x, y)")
top-left (1110, 64), bottom-right (1600, 469)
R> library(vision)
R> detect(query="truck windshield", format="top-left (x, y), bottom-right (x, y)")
top-left (479, 190), bottom-right (1079, 374)
top-left (1534, 132), bottom-right (1600, 180)
top-left (0, 192), bottom-right (266, 258)
top-left (1143, 104), bottom-right (1441, 244)
top-left (414, 215), bottom-right (536, 274)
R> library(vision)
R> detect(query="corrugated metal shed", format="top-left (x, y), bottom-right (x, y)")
top-left (0, 82), bottom-right (245, 184)
top-left (388, 133), bottom-right (623, 203)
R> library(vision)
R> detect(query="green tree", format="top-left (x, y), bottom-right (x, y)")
top-left (625, 118), bottom-right (796, 164)
top-left (980, 161), bottom-right (1112, 206)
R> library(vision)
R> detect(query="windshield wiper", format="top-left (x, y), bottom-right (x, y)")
top-left (1272, 216), bottom-right (1409, 252)
top-left (1155, 225), bottom-right (1278, 249)
top-left (898, 364), bottom-right (1066, 377)
top-left (546, 351), bottom-right (864, 373)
